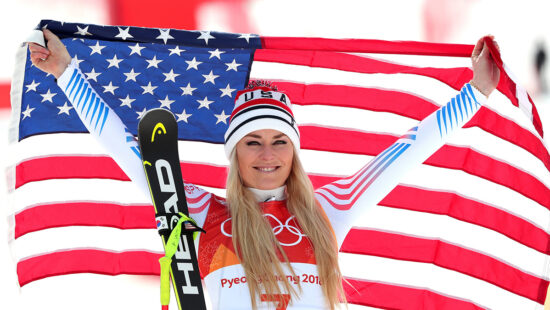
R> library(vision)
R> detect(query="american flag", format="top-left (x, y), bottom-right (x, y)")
top-left (7, 20), bottom-right (550, 309)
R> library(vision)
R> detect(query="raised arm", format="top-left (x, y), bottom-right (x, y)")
top-left (28, 30), bottom-right (215, 226)
top-left (28, 29), bottom-right (149, 199)
top-left (316, 36), bottom-right (500, 246)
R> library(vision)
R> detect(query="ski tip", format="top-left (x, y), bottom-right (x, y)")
top-left (141, 108), bottom-right (177, 122)
top-left (137, 108), bottom-right (179, 144)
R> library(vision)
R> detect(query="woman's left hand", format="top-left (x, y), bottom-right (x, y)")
top-left (471, 35), bottom-right (500, 97)
top-left (28, 29), bottom-right (71, 79)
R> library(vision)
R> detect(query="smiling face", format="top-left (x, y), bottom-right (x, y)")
top-left (235, 129), bottom-right (294, 190)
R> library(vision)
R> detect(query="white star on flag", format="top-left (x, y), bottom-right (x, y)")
top-left (176, 109), bottom-right (191, 123)
top-left (119, 95), bottom-right (135, 108)
top-left (21, 105), bottom-right (35, 119)
top-left (163, 69), bottom-right (180, 82)
top-left (158, 95), bottom-right (175, 109)
top-left (115, 27), bottom-right (133, 40)
top-left (225, 59), bottom-right (242, 72)
top-left (202, 71), bottom-right (219, 84)
top-left (141, 82), bottom-right (157, 95)
top-left (123, 69), bottom-right (141, 82)
top-left (208, 49), bottom-right (225, 59)
top-left (214, 110), bottom-right (230, 124)
top-left (40, 89), bottom-right (56, 103)
top-left (57, 102), bottom-right (73, 115)
top-left (84, 68), bottom-right (101, 82)
top-left (72, 55), bottom-right (84, 66)
top-left (238, 33), bottom-right (254, 43)
top-left (106, 55), bottom-right (123, 68)
top-left (89, 41), bottom-right (106, 55)
top-left (102, 82), bottom-right (119, 95)
top-left (197, 96), bottom-right (214, 109)
top-left (146, 55), bottom-right (163, 68)
top-left (156, 29), bottom-right (174, 44)
top-left (136, 107), bottom-right (147, 119)
top-left (197, 31), bottom-right (215, 44)
top-left (168, 46), bottom-right (185, 56)
top-left (180, 83), bottom-right (196, 95)
top-left (25, 80), bottom-right (40, 93)
top-left (185, 57), bottom-right (202, 70)
top-left (128, 43), bottom-right (145, 56)
top-left (219, 84), bottom-right (236, 98)
top-left (74, 25), bottom-right (91, 36)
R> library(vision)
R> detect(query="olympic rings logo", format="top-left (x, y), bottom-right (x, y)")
top-left (220, 214), bottom-right (306, 247)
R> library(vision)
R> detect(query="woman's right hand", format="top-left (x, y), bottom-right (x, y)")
top-left (470, 35), bottom-right (500, 97)
top-left (28, 29), bottom-right (72, 79)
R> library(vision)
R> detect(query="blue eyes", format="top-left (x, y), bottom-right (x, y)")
top-left (245, 140), bottom-right (287, 146)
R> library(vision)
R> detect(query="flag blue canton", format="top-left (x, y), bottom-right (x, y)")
top-left (19, 20), bottom-right (260, 143)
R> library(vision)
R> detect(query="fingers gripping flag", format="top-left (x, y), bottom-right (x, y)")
top-left (7, 20), bottom-right (550, 310)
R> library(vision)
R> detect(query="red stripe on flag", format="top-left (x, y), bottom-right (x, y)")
top-left (381, 186), bottom-right (550, 255)
top-left (344, 278), bottom-right (485, 309)
top-left (276, 82), bottom-right (438, 120)
top-left (0, 82), bottom-right (10, 109)
top-left (464, 108), bottom-right (550, 173)
top-left (427, 144), bottom-right (550, 210)
top-left (341, 229), bottom-right (548, 304)
top-left (528, 93), bottom-right (545, 139)
top-left (300, 125), bottom-right (398, 155)
top-left (261, 37), bottom-right (474, 57)
top-left (17, 249), bottom-right (162, 287)
top-left (255, 49), bottom-right (472, 90)
top-left (16, 155), bottom-right (130, 186)
top-left (14, 202), bottom-right (155, 239)
top-left (180, 161), bottom-right (228, 189)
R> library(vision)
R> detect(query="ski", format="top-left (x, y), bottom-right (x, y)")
top-left (137, 108), bottom-right (207, 310)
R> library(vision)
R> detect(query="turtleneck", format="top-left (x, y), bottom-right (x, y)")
top-left (248, 186), bottom-right (286, 202)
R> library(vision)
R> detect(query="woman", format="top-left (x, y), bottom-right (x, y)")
top-left (29, 30), bottom-right (499, 309)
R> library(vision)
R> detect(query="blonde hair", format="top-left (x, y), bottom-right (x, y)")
top-left (226, 151), bottom-right (346, 309)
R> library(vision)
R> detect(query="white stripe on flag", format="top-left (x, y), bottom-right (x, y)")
top-left (12, 179), bottom-right (149, 214)
top-left (340, 253), bottom-right (541, 310)
top-left (12, 226), bottom-right (162, 262)
top-left (251, 61), bottom-right (457, 105)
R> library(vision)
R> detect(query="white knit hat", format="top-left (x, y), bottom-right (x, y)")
top-left (224, 84), bottom-right (300, 159)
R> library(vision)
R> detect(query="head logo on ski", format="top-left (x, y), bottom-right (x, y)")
top-left (152, 122), bottom-right (167, 142)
